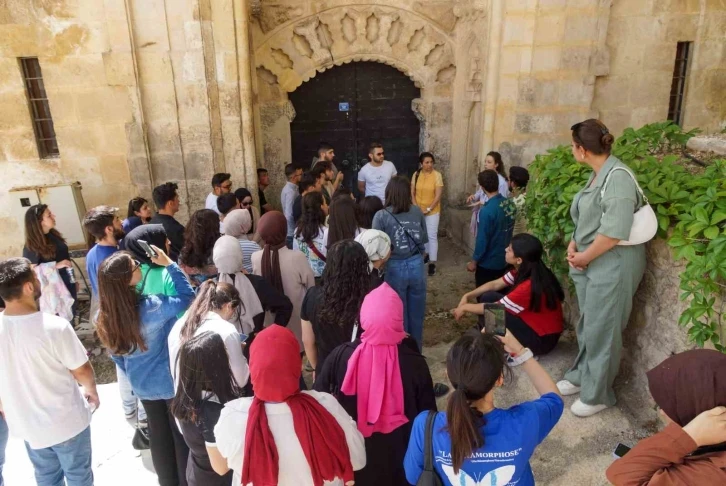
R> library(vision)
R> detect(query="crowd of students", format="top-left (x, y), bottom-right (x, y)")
top-left (0, 122), bottom-right (725, 486)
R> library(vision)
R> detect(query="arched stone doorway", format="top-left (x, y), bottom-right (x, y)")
top-left (289, 61), bottom-right (421, 190)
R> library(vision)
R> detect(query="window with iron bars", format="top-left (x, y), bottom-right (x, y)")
top-left (667, 42), bottom-right (692, 127)
top-left (20, 57), bottom-right (59, 158)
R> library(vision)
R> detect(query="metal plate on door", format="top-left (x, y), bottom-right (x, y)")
top-left (338, 102), bottom-right (350, 112)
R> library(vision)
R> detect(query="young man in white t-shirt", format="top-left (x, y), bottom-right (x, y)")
top-left (0, 258), bottom-right (99, 486)
top-left (205, 172), bottom-right (233, 215)
top-left (357, 142), bottom-right (397, 203)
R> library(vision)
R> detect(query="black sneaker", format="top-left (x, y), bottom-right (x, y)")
top-left (428, 263), bottom-right (436, 276)
top-left (433, 383), bottom-right (450, 397)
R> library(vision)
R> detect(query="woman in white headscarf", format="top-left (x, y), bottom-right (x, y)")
top-left (222, 209), bottom-right (262, 273)
top-left (212, 235), bottom-right (292, 337)
top-left (355, 229), bottom-right (392, 292)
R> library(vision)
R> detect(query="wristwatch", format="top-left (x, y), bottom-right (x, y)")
top-left (426, 207), bottom-right (431, 213)
top-left (509, 348), bottom-right (533, 366)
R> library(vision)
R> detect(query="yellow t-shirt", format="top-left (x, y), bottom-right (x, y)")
top-left (414, 169), bottom-right (444, 215)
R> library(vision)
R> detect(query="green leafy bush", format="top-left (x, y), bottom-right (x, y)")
top-left (525, 122), bottom-right (726, 351)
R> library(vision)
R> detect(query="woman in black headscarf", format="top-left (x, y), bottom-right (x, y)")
top-left (607, 349), bottom-right (726, 485)
top-left (123, 224), bottom-right (179, 296)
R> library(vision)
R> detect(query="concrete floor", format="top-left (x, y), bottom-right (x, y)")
top-left (3, 236), bottom-right (652, 485)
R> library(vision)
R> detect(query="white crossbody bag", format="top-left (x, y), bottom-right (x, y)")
top-left (600, 167), bottom-right (658, 246)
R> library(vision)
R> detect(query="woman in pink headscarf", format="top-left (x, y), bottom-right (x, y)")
top-left (314, 282), bottom-right (436, 485)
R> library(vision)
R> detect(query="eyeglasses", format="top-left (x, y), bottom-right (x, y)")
top-left (132, 259), bottom-right (141, 271)
top-left (221, 183), bottom-right (232, 190)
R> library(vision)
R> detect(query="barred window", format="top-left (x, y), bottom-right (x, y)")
top-left (20, 58), bottom-right (59, 158)
top-left (667, 42), bottom-right (692, 127)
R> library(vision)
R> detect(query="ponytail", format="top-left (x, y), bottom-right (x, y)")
top-left (445, 331), bottom-right (509, 473)
top-left (446, 387), bottom-right (486, 473)
top-left (181, 280), bottom-right (241, 342)
top-left (510, 234), bottom-right (564, 312)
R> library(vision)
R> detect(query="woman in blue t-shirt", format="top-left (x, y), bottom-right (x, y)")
top-left (404, 330), bottom-right (564, 486)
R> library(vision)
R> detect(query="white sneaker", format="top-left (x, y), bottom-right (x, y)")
top-left (570, 399), bottom-right (608, 417)
top-left (556, 380), bottom-right (581, 396)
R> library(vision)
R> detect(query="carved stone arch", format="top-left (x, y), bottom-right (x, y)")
top-left (253, 5), bottom-right (457, 93)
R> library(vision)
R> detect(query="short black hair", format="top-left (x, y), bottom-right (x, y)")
top-left (83, 205), bottom-right (118, 241)
top-left (316, 160), bottom-right (333, 172)
top-left (478, 170), bottom-right (499, 193)
top-left (317, 142), bottom-right (334, 156)
top-left (384, 176), bottom-right (412, 214)
top-left (257, 168), bottom-right (268, 177)
top-left (0, 257), bottom-right (35, 301)
top-left (509, 166), bottom-right (530, 189)
top-left (285, 163), bottom-right (298, 178)
top-left (311, 165), bottom-right (327, 180)
top-left (217, 193), bottom-right (239, 215)
top-left (298, 172), bottom-right (318, 195)
top-left (211, 173), bottom-right (231, 188)
top-left (369, 142), bottom-right (383, 154)
top-left (152, 182), bottom-right (179, 210)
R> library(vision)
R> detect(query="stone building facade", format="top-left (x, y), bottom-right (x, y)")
top-left (0, 0), bottom-right (724, 258)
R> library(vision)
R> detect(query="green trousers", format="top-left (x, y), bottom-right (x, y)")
top-left (564, 244), bottom-right (646, 406)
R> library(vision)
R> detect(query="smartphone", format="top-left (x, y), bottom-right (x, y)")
top-left (612, 443), bottom-right (631, 459)
top-left (485, 303), bottom-right (507, 336)
top-left (239, 333), bottom-right (248, 344)
top-left (137, 239), bottom-right (157, 258)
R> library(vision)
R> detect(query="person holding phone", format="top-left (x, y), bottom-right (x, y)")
top-left (453, 234), bottom-right (564, 356)
top-left (97, 245), bottom-right (195, 486)
top-left (404, 330), bottom-right (563, 486)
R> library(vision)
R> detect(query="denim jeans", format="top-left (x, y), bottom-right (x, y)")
top-left (0, 413), bottom-right (8, 486)
top-left (25, 426), bottom-right (93, 486)
top-left (385, 254), bottom-right (427, 350)
top-left (117, 365), bottom-right (147, 421)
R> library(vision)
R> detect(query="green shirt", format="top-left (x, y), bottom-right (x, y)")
top-left (570, 155), bottom-right (643, 250)
top-left (136, 264), bottom-right (177, 297)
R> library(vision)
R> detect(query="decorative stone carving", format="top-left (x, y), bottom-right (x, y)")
top-left (281, 100), bottom-right (296, 123)
top-left (293, 17), bottom-right (331, 64)
top-left (270, 48), bottom-right (293, 69)
top-left (254, 5), bottom-right (304, 34)
top-left (411, 98), bottom-right (427, 124)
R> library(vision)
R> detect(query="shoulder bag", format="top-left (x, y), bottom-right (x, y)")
top-left (385, 209), bottom-right (423, 258)
top-left (600, 166), bottom-right (657, 246)
top-left (416, 410), bottom-right (443, 486)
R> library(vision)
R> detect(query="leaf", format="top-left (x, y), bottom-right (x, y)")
top-left (711, 211), bottom-right (726, 225)
top-left (704, 226), bottom-right (720, 240)
top-left (693, 207), bottom-right (709, 224)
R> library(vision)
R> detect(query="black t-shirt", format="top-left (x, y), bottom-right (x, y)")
top-left (258, 187), bottom-right (268, 215)
top-left (301, 286), bottom-right (358, 376)
top-left (23, 232), bottom-right (70, 264)
top-left (149, 213), bottom-right (185, 262)
top-left (292, 195), bottom-right (302, 224)
top-left (178, 400), bottom-right (233, 486)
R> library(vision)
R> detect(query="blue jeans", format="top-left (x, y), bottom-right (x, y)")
top-left (0, 413), bottom-right (8, 486)
top-left (117, 365), bottom-right (147, 421)
top-left (25, 426), bottom-right (93, 486)
top-left (385, 254), bottom-right (427, 350)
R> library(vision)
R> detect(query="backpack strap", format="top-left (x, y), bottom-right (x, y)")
top-left (423, 410), bottom-right (438, 473)
top-left (306, 239), bottom-right (327, 262)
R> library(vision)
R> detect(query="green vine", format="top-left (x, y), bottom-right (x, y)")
top-left (524, 121), bottom-right (726, 351)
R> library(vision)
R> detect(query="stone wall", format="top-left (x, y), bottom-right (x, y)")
top-left (593, 0), bottom-right (726, 135)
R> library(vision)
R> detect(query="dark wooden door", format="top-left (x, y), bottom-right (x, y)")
top-left (289, 62), bottom-right (421, 195)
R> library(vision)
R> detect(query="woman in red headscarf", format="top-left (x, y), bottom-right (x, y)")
top-left (251, 211), bottom-right (315, 352)
top-left (212, 325), bottom-right (366, 485)
top-left (314, 282), bottom-right (436, 485)
top-left (607, 349), bottom-right (726, 485)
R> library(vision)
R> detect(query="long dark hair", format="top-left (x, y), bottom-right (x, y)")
top-left (358, 196), bottom-right (383, 229)
top-left (317, 241), bottom-right (370, 336)
top-left (295, 192), bottom-right (326, 242)
top-left (180, 209), bottom-right (221, 269)
top-left (384, 176), bottom-right (411, 214)
top-left (127, 197), bottom-right (148, 220)
top-left (486, 151), bottom-right (507, 178)
top-left (326, 197), bottom-right (359, 247)
top-left (24, 204), bottom-right (65, 260)
top-left (446, 331), bottom-right (510, 473)
top-left (171, 331), bottom-right (243, 423)
top-left (181, 280), bottom-right (241, 342)
top-left (97, 252), bottom-right (145, 354)
top-left (510, 234), bottom-right (564, 312)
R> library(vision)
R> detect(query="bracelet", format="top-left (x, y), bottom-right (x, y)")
top-left (509, 348), bottom-right (533, 367)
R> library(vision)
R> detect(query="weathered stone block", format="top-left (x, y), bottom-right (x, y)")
top-left (103, 51), bottom-right (135, 86)
top-left (40, 55), bottom-right (108, 88)
top-left (532, 46), bottom-right (561, 72)
top-left (665, 14), bottom-right (699, 40)
top-left (140, 83), bottom-right (179, 120)
top-left (687, 134), bottom-right (726, 155)
top-left (653, 0), bottom-right (702, 15)
top-left (534, 15), bottom-right (565, 45)
top-left (563, 15), bottom-right (598, 43)
top-left (593, 76), bottom-right (631, 109)
top-left (98, 154), bottom-right (132, 184)
top-left (0, 129), bottom-right (38, 161)
top-left (76, 86), bottom-right (132, 122)
top-left (514, 113), bottom-right (556, 134)
top-left (0, 94), bottom-right (33, 130)
top-left (561, 46), bottom-right (592, 71)
top-left (503, 16), bottom-right (536, 46)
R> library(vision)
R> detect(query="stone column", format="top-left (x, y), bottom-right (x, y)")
top-left (233, 0), bottom-right (258, 198)
top-left (479, 0), bottom-right (504, 167)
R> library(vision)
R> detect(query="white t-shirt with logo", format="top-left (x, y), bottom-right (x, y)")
top-left (358, 160), bottom-right (397, 202)
top-left (0, 311), bottom-right (92, 449)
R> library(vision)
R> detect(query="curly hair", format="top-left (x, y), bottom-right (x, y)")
top-left (317, 240), bottom-right (371, 336)
top-left (180, 209), bottom-right (221, 269)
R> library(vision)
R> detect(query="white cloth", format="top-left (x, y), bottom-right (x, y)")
top-left (357, 160), bottom-right (397, 202)
top-left (205, 192), bottom-right (221, 215)
top-left (214, 390), bottom-right (367, 486)
top-left (0, 311), bottom-right (91, 449)
top-left (424, 213), bottom-right (440, 262)
top-left (355, 229), bottom-right (392, 271)
top-left (168, 311), bottom-right (250, 391)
